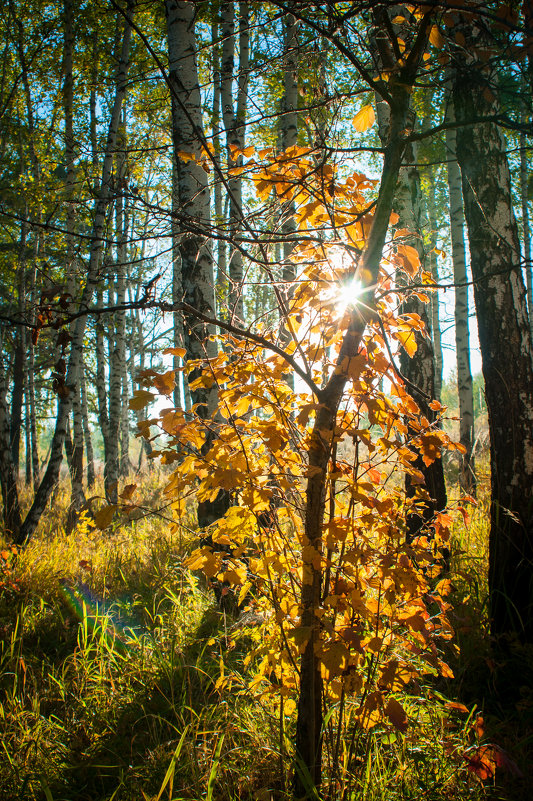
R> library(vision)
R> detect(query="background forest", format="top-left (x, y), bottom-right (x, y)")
top-left (1, 0), bottom-right (533, 799)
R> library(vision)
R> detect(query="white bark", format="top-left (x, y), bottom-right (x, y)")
top-left (445, 93), bottom-right (476, 494)
top-left (221, 0), bottom-right (248, 323)
top-left (17, 12), bottom-right (133, 543)
top-left (166, 0), bottom-right (217, 417)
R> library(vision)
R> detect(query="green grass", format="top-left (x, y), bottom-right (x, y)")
top-left (0, 473), bottom-right (530, 800)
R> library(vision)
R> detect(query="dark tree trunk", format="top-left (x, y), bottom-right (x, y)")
top-left (454, 35), bottom-right (533, 640)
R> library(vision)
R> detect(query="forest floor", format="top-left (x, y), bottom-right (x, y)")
top-left (0, 466), bottom-right (532, 801)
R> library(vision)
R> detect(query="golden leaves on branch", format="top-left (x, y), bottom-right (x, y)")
top-left (134, 146), bottom-right (463, 739)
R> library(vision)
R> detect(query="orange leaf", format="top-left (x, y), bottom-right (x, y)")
top-left (176, 150), bottom-right (196, 163)
top-left (445, 701), bottom-right (469, 714)
top-left (153, 370), bottom-right (176, 396)
top-left (429, 25), bottom-right (444, 48)
top-left (163, 347), bottom-right (186, 358)
top-left (397, 244), bottom-right (421, 277)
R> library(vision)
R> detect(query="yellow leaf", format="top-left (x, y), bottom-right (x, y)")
top-left (353, 104), bottom-right (375, 132)
top-left (318, 641), bottom-right (349, 677)
top-left (176, 150), bottom-right (196, 163)
top-left (283, 699), bottom-right (296, 716)
top-left (394, 327), bottom-right (417, 357)
top-left (357, 691), bottom-right (383, 729)
top-left (287, 626), bottom-right (313, 648)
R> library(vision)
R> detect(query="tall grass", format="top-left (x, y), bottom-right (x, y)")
top-left (0, 472), bottom-right (527, 800)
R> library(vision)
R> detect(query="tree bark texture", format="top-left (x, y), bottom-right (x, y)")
top-left (166, 0), bottom-right (222, 528)
top-left (279, 5), bottom-right (299, 392)
top-left (375, 90), bottom-right (446, 541)
top-left (0, 336), bottom-right (22, 536)
top-left (520, 112), bottom-right (533, 337)
top-left (426, 169), bottom-right (443, 401)
top-left (166, 0), bottom-right (217, 414)
top-left (221, 0), bottom-right (248, 324)
top-left (454, 45), bottom-right (533, 639)
top-left (107, 109), bottom-right (129, 500)
top-left (445, 94), bottom-right (476, 495)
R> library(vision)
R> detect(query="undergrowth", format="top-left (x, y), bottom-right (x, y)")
top-left (0, 473), bottom-right (529, 801)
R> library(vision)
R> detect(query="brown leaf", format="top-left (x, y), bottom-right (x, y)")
top-left (120, 483), bottom-right (137, 502)
top-left (129, 390), bottom-right (155, 411)
top-left (385, 697), bottom-right (409, 732)
top-left (153, 370), bottom-right (176, 396)
top-left (93, 505), bottom-right (116, 530)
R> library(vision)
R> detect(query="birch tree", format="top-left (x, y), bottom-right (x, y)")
top-left (445, 90), bottom-right (476, 495)
top-left (373, 7), bottom-right (446, 541)
top-left (220, 0), bottom-right (249, 324)
top-left (453, 22), bottom-right (533, 638)
top-left (14, 8), bottom-right (133, 544)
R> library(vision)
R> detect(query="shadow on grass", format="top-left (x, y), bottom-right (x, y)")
top-left (30, 604), bottom-right (261, 801)
top-left (444, 580), bottom-right (533, 801)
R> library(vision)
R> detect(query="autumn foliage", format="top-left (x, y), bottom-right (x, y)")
top-left (129, 150), bottom-right (467, 770)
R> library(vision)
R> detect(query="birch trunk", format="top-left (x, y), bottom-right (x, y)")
top-left (374, 110), bottom-right (446, 541)
top-left (454, 40), bottom-right (533, 639)
top-left (107, 110), bottom-right (129, 499)
top-left (63, 0), bottom-right (85, 523)
top-left (211, 6), bottom-right (227, 309)
top-left (16, 12), bottom-right (133, 544)
top-left (445, 95), bottom-right (476, 495)
top-left (80, 363), bottom-right (95, 488)
top-left (280, 6), bottom-right (299, 392)
top-left (10, 220), bottom-right (28, 476)
top-left (166, 0), bottom-right (223, 527)
top-left (172, 156), bottom-right (183, 409)
top-left (221, 0), bottom-right (248, 324)
top-left (426, 169), bottom-right (443, 400)
top-left (165, 0), bottom-right (217, 405)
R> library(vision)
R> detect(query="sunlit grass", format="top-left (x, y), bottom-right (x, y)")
top-left (0, 467), bottom-right (525, 800)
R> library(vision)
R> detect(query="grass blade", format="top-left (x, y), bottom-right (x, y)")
top-left (207, 734), bottom-right (225, 801)
top-left (155, 725), bottom-right (189, 801)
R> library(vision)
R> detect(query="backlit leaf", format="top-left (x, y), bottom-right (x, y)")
top-left (429, 25), bottom-right (444, 48)
top-left (153, 370), bottom-right (176, 396)
top-left (353, 104), bottom-right (375, 132)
